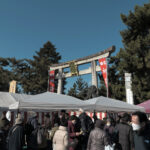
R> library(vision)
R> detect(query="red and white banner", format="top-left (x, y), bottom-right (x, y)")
top-left (98, 58), bottom-right (108, 88)
top-left (49, 70), bottom-right (55, 92)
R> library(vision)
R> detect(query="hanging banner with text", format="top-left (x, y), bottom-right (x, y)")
top-left (98, 58), bottom-right (108, 88)
top-left (69, 62), bottom-right (79, 76)
top-left (49, 70), bottom-right (55, 92)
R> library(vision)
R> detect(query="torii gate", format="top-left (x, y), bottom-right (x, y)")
top-left (49, 46), bottom-right (115, 94)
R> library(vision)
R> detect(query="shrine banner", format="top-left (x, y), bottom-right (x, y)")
top-left (49, 70), bottom-right (55, 92)
top-left (98, 58), bottom-right (108, 88)
top-left (69, 62), bottom-right (79, 76)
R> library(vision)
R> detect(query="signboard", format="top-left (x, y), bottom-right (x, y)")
top-left (69, 62), bottom-right (78, 76)
top-left (125, 73), bottom-right (134, 104)
top-left (9, 80), bottom-right (17, 93)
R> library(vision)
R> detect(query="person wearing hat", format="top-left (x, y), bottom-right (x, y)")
top-left (8, 114), bottom-right (25, 150)
top-left (87, 119), bottom-right (108, 150)
top-left (0, 115), bottom-right (10, 150)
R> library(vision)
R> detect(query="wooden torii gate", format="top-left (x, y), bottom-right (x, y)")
top-left (49, 46), bottom-right (115, 94)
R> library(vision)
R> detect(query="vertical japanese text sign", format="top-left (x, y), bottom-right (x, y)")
top-left (98, 58), bottom-right (108, 88)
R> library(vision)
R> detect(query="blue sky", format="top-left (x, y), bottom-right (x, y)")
top-left (0, 0), bottom-right (149, 92)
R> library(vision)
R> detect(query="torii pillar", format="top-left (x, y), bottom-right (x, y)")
top-left (91, 60), bottom-right (98, 88)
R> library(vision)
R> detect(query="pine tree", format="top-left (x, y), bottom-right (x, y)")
top-left (68, 83), bottom-right (77, 97)
top-left (9, 41), bottom-right (62, 94)
top-left (109, 3), bottom-right (150, 103)
top-left (25, 41), bottom-right (61, 94)
top-left (68, 77), bottom-right (88, 100)
top-left (0, 57), bottom-right (12, 91)
top-left (76, 77), bottom-right (88, 94)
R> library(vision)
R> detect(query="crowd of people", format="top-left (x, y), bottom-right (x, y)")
top-left (0, 109), bottom-right (150, 150)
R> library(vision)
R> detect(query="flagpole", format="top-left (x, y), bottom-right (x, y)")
top-left (106, 58), bottom-right (109, 97)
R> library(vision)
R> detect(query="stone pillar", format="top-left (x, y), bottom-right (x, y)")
top-left (91, 60), bottom-right (98, 88)
top-left (57, 68), bottom-right (63, 94)
top-left (125, 73), bottom-right (134, 104)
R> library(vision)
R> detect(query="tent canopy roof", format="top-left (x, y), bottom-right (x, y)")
top-left (84, 96), bottom-right (145, 112)
top-left (9, 92), bottom-right (84, 111)
top-left (0, 92), bottom-right (32, 110)
top-left (1, 92), bottom-right (145, 112)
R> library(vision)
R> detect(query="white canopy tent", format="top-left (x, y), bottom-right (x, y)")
top-left (0, 92), bottom-right (32, 111)
top-left (83, 96), bottom-right (145, 112)
top-left (9, 92), bottom-right (85, 111)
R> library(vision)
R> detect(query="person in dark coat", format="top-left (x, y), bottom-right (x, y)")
top-left (104, 118), bottom-right (117, 147)
top-left (68, 115), bottom-right (81, 150)
top-left (44, 113), bottom-right (51, 130)
top-left (115, 113), bottom-right (134, 150)
top-left (132, 111), bottom-right (150, 150)
top-left (25, 111), bottom-right (38, 150)
top-left (87, 119), bottom-right (108, 150)
top-left (0, 116), bottom-right (10, 150)
top-left (52, 112), bottom-right (60, 127)
top-left (60, 110), bottom-right (66, 122)
top-left (78, 108), bottom-right (93, 150)
top-left (8, 114), bottom-right (25, 150)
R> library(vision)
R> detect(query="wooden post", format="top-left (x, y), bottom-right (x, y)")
top-left (91, 60), bottom-right (98, 88)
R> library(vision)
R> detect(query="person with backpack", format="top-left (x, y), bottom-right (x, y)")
top-left (8, 114), bottom-right (25, 150)
top-left (78, 108), bottom-right (94, 150)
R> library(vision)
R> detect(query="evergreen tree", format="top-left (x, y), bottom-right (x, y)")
top-left (0, 41), bottom-right (64, 94)
top-left (109, 3), bottom-right (150, 103)
top-left (68, 76), bottom-right (88, 100)
top-left (68, 83), bottom-right (77, 97)
top-left (24, 41), bottom-right (61, 94)
top-left (76, 76), bottom-right (88, 94)
top-left (0, 57), bottom-right (12, 91)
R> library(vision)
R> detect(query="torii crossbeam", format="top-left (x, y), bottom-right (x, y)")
top-left (49, 46), bottom-right (115, 94)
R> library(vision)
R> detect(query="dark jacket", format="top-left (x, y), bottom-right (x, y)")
top-left (0, 129), bottom-right (8, 150)
top-left (104, 125), bottom-right (117, 145)
top-left (8, 124), bottom-right (25, 150)
top-left (79, 113), bottom-right (87, 134)
top-left (116, 122), bottom-right (134, 150)
top-left (79, 112), bottom-right (93, 135)
top-left (133, 123), bottom-right (150, 150)
top-left (87, 127), bottom-right (108, 150)
top-left (26, 117), bottom-right (38, 149)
